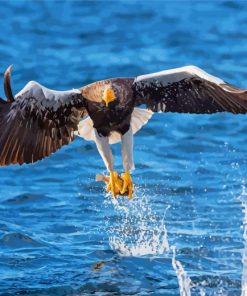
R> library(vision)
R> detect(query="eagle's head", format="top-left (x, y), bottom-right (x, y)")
top-left (80, 78), bottom-right (134, 107)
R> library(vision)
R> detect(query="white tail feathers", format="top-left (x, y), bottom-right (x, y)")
top-left (75, 108), bottom-right (153, 144)
top-left (74, 116), bottom-right (94, 142)
top-left (130, 108), bottom-right (153, 135)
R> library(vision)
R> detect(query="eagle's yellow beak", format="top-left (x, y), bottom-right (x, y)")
top-left (103, 87), bottom-right (116, 107)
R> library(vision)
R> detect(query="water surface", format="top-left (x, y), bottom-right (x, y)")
top-left (0, 1), bottom-right (247, 295)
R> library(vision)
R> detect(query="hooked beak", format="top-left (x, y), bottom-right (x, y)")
top-left (102, 87), bottom-right (116, 107)
top-left (4, 65), bottom-right (15, 103)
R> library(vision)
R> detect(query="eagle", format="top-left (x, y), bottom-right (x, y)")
top-left (1, 65), bottom-right (247, 199)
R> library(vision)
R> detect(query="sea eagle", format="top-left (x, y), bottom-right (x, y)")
top-left (1, 65), bottom-right (247, 199)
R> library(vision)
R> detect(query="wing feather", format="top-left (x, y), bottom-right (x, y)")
top-left (0, 81), bottom-right (86, 166)
top-left (134, 66), bottom-right (247, 114)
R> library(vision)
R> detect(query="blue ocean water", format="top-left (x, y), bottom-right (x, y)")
top-left (1, 1), bottom-right (247, 295)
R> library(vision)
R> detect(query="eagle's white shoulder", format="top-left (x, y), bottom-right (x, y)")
top-left (135, 65), bottom-right (224, 86)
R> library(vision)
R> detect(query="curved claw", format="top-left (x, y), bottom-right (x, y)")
top-left (106, 171), bottom-right (122, 198)
top-left (120, 171), bottom-right (133, 199)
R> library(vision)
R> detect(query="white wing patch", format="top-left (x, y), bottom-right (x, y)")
top-left (136, 65), bottom-right (224, 86)
top-left (185, 65), bottom-right (224, 85)
top-left (15, 81), bottom-right (81, 111)
top-left (75, 107), bottom-right (153, 144)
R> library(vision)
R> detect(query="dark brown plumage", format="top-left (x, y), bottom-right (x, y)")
top-left (0, 97), bottom-right (86, 165)
top-left (0, 68), bottom-right (86, 165)
top-left (1, 64), bottom-right (247, 167)
top-left (0, 67), bottom-right (133, 166)
top-left (133, 69), bottom-right (247, 114)
top-left (83, 78), bottom-right (134, 136)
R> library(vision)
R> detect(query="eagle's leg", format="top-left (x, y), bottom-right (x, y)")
top-left (94, 129), bottom-right (121, 197)
top-left (120, 127), bottom-right (134, 199)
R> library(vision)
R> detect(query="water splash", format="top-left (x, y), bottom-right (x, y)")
top-left (104, 188), bottom-right (170, 257)
top-left (238, 181), bottom-right (247, 296)
top-left (104, 187), bottom-right (193, 295)
top-left (199, 288), bottom-right (206, 296)
top-left (171, 246), bottom-right (192, 296)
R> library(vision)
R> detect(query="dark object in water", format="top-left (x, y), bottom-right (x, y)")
top-left (92, 261), bottom-right (107, 272)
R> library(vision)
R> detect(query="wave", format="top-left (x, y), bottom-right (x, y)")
top-left (3, 193), bottom-right (56, 205)
top-left (0, 232), bottom-right (45, 249)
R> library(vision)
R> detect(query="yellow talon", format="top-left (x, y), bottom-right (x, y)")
top-left (106, 171), bottom-right (122, 198)
top-left (120, 171), bottom-right (133, 199)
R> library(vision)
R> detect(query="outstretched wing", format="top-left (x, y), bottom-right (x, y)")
top-left (134, 65), bottom-right (247, 114)
top-left (0, 81), bottom-right (86, 166)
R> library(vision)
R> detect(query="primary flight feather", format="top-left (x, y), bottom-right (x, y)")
top-left (1, 65), bottom-right (247, 198)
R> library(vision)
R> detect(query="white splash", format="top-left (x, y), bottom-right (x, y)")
top-left (238, 182), bottom-right (247, 296)
top-left (109, 218), bottom-right (169, 257)
top-left (199, 288), bottom-right (206, 296)
top-left (171, 246), bottom-right (192, 296)
top-left (104, 187), bottom-right (193, 295)
top-left (105, 189), bottom-right (170, 257)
